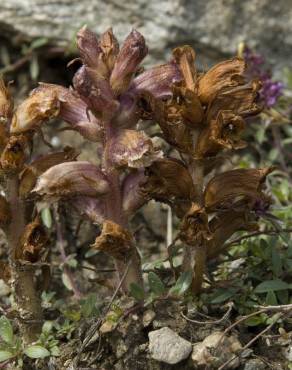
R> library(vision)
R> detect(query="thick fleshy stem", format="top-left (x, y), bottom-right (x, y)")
top-left (103, 121), bottom-right (143, 293)
top-left (6, 175), bottom-right (43, 343)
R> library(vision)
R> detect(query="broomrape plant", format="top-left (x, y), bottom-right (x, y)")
top-left (0, 26), bottom-right (273, 342)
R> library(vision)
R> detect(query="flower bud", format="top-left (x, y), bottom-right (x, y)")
top-left (92, 220), bottom-right (132, 260)
top-left (110, 29), bottom-right (148, 96)
top-left (33, 161), bottom-right (110, 200)
top-left (198, 58), bottom-right (246, 104)
top-left (10, 85), bottom-right (60, 134)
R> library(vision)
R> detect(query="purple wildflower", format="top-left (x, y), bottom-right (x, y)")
top-left (243, 47), bottom-right (284, 107)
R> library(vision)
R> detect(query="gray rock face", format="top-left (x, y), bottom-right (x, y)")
top-left (243, 358), bottom-right (267, 370)
top-left (148, 327), bottom-right (192, 364)
top-left (0, 0), bottom-right (291, 70)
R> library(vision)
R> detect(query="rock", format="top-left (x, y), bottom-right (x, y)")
top-left (148, 327), bottom-right (192, 364)
top-left (243, 358), bottom-right (267, 370)
top-left (142, 309), bottom-right (155, 327)
top-left (0, 279), bottom-right (10, 297)
top-left (192, 331), bottom-right (242, 369)
top-left (0, 0), bottom-right (291, 71)
top-left (284, 344), bottom-right (292, 362)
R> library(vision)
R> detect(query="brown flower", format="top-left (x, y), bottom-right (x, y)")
top-left (19, 147), bottom-right (79, 198)
top-left (204, 167), bottom-right (273, 211)
top-left (10, 85), bottom-right (60, 134)
top-left (15, 218), bottom-right (48, 262)
top-left (122, 169), bottom-right (148, 216)
top-left (141, 158), bottom-right (195, 216)
top-left (179, 203), bottom-right (212, 246)
top-left (110, 29), bottom-right (148, 96)
top-left (92, 220), bottom-right (132, 260)
top-left (33, 161), bottom-right (110, 200)
top-left (106, 129), bottom-right (162, 169)
top-left (0, 77), bottom-right (13, 123)
top-left (198, 58), bottom-right (246, 104)
top-left (196, 110), bottom-right (246, 158)
top-left (206, 80), bottom-right (262, 122)
top-left (207, 210), bottom-right (258, 259)
top-left (0, 134), bottom-right (32, 173)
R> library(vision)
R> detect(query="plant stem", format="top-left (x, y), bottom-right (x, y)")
top-left (103, 122), bottom-right (143, 293)
top-left (6, 175), bottom-right (42, 343)
top-left (184, 155), bottom-right (206, 293)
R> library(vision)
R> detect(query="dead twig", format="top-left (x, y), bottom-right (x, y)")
top-left (181, 302), bottom-right (233, 325)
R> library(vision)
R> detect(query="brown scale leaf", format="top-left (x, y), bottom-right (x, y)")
top-left (179, 203), bottom-right (212, 246)
top-left (15, 218), bottom-right (48, 263)
top-left (204, 167), bottom-right (274, 212)
top-left (92, 220), bottom-right (132, 260)
top-left (198, 57), bottom-right (246, 104)
top-left (19, 147), bottom-right (79, 198)
top-left (0, 134), bottom-right (32, 173)
top-left (196, 110), bottom-right (246, 158)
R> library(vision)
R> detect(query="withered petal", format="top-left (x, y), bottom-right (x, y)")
top-left (106, 129), bottom-right (163, 169)
top-left (92, 220), bottom-right (132, 260)
top-left (33, 161), bottom-right (110, 200)
top-left (110, 29), bottom-right (148, 96)
top-left (122, 169), bottom-right (148, 216)
top-left (198, 57), bottom-right (246, 104)
top-left (172, 45), bottom-right (197, 91)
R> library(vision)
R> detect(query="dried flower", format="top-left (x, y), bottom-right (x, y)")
top-left (0, 134), bottom-right (32, 172)
top-left (179, 203), bottom-right (212, 245)
top-left (198, 58), bottom-right (246, 104)
top-left (106, 129), bottom-right (162, 169)
top-left (19, 147), bottom-right (79, 197)
top-left (15, 218), bottom-right (48, 262)
top-left (92, 220), bottom-right (132, 260)
top-left (196, 111), bottom-right (246, 157)
top-left (0, 77), bottom-right (13, 123)
top-left (10, 86), bottom-right (60, 134)
top-left (204, 167), bottom-right (273, 211)
top-left (33, 161), bottom-right (110, 200)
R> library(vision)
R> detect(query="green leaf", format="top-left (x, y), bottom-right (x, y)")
top-left (277, 289), bottom-right (289, 304)
top-left (49, 346), bottom-right (60, 357)
top-left (61, 272), bottom-right (73, 291)
top-left (0, 317), bottom-right (13, 344)
top-left (0, 350), bottom-right (14, 362)
top-left (41, 208), bottom-right (52, 228)
top-left (169, 271), bottom-right (193, 296)
top-left (29, 54), bottom-right (39, 81)
top-left (129, 283), bottom-right (144, 301)
top-left (254, 279), bottom-right (290, 293)
top-left (24, 345), bottom-right (50, 359)
top-left (271, 248), bottom-right (282, 277)
top-left (210, 290), bottom-right (235, 304)
top-left (80, 293), bottom-right (99, 317)
top-left (148, 272), bottom-right (166, 296)
top-left (244, 315), bottom-right (266, 327)
top-left (30, 37), bottom-right (48, 50)
top-left (265, 290), bottom-right (278, 305)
